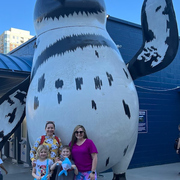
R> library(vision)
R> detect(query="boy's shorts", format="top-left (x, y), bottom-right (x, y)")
top-left (74, 171), bottom-right (97, 180)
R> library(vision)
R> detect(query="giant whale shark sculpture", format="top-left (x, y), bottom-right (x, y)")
top-left (0, 0), bottom-right (179, 179)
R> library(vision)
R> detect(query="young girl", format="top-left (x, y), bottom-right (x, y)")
top-left (0, 158), bottom-right (8, 180)
top-left (32, 145), bottom-right (54, 180)
top-left (50, 145), bottom-right (78, 180)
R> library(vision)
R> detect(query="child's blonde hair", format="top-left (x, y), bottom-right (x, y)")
top-left (36, 145), bottom-right (49, 160)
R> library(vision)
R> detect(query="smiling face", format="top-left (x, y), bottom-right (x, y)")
top-left (45, 123), bottom-right (55, 136)
top-left (75, 127), bottom-right (85, 141)
top-left (39, 148), bottom-right (48, 160)
top-left (61, 148), bottom-right (71, 158)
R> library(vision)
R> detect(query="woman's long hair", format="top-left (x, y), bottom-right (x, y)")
top-left (70, 125), bottom-right (88, 150)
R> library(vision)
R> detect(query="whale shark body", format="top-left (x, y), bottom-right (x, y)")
top-left (0, 0), bottom-right (179, 179)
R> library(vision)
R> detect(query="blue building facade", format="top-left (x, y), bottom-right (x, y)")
top-left (6, 16), bottom-right (180, 168)
top-left (106, 17), bottom-right (180, 168)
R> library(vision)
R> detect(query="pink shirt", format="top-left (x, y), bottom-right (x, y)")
top-left (70, 139), bottom-right (98, 172)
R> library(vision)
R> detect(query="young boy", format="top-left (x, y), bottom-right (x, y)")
top-left (0, 158), bottom-right (8, 180)
top-left (51, 145), bottom-right (78, 180)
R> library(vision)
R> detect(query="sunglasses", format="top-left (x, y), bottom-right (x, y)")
top-left (75, 131), bottom-right (84, 134)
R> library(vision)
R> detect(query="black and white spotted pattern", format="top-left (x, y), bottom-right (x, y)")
top-left (0, 76), bottom-right (30, 150)
top-left (0, 1), bottom-right (177, 179)
top-left (25, 0), bottom-right (178, 176)
top-left (127, 0), bottom-right (179, 80)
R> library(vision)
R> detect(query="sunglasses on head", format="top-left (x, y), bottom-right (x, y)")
top-left (75, 131), bottom-right (84, 134)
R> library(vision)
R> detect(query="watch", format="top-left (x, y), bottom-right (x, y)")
top-left (91, 171), bottom-right (95, 174)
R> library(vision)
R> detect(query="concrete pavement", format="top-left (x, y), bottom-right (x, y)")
top-left (2, 158), bottom-right (180, 180)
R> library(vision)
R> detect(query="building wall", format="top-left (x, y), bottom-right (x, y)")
top-left (8, 36), bottom-right (35, 57)
top-left (0, 33), bottom-right (4, 53)
top-left (106, 17), bottom-right (180, 168)
top-left (0, 28), bottom-right (34, 54)
top-left (9, 17), bottom-right (180, 168)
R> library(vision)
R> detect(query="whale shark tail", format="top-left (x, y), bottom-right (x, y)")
top-left (0, 76), bottom-right (30, 150)
top-left (127, 0), bottom-right (179, 80)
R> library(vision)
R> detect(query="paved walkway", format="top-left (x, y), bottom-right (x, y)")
top-left (1, 158), bottom-right (180, 180)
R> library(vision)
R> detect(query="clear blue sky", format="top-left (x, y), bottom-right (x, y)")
top-left (0, 0), bottom-right (179, 36)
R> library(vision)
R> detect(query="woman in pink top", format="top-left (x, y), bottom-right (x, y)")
top-left (70, 125), bottom-right (98, 180)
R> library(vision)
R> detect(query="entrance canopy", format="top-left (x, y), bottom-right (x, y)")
top-left (0, 54), bottom-right (32, 97)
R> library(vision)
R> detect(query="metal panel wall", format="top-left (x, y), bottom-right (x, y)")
top-left (107, 17), bottom-right (180, 168)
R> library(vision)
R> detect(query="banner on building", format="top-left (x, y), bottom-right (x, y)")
top-left (138, 109), bottom-right (148, 133)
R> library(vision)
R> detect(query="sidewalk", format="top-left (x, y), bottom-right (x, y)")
top-left (2, 158), bottom-right (180, 180)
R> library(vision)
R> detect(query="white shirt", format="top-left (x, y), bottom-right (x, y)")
top-left (35, 159), bottom-right (53, 178)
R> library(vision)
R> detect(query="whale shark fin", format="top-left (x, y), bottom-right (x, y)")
top-left (0, 76), bottom-right (30, 150)
top-left (127, 0), bottom-right (179, 80)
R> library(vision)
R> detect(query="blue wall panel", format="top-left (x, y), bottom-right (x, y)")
top-left (9, 37), bottom-right (35, 58)
top-left (106, 17), bottom-right (180, 168)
